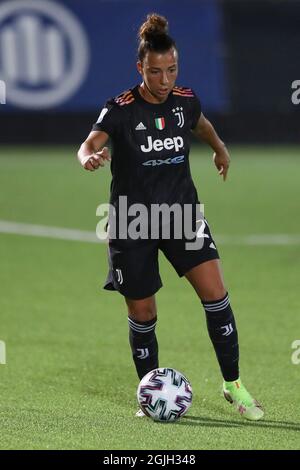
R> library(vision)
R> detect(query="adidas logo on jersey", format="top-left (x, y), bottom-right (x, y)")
top-left (135, 122), bottom-right (147, 130)
top-left (140, 135), bottom-right (184, 153)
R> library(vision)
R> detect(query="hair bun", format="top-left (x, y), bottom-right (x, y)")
top-left (139, 13), bottom-right (168, 41)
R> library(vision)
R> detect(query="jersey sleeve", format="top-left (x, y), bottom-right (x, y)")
top-left (92, 99), bottom-right (121, 138)
top-left (190, 93), bottom-right (202, 130)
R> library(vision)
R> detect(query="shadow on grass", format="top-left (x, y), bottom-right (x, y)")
top-left (175, 415), bottom-right (300, 432)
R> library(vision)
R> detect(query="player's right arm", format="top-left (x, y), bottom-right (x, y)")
top-left (77, 130), bottom-right (111, 172)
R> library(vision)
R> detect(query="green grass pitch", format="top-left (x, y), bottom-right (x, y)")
top-left (0, 145), bottom-right (299, 449)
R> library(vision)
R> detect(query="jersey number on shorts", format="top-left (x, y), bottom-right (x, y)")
top-left (196, 219), bottom-right (209, 239)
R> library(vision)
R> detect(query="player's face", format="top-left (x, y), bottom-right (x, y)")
top-left (137, 48), bottom-right (178, 103)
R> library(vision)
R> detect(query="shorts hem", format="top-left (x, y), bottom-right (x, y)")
top-left (103, 281), bottom-right (163, 300)
top-left (177, 251), bottom-right (220, 277)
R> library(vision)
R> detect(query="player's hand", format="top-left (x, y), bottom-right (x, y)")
top-left (81, 147), bottom-right (111, 171)
top-left (213, 145), bottom-right (230, 181)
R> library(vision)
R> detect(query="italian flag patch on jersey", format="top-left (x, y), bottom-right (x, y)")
top-left (155, 117), bottom-right (165, 130)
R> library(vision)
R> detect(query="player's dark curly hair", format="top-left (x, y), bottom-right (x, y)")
top-left (138, 13), bottom-right (177, 62)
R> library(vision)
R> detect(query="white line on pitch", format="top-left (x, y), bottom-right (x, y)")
top-left (0, 220), bottom-right (300, 245)
top-left (0, 220), bottom-right (99, 243)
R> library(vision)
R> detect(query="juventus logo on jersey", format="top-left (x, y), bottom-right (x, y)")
top-left (115, 268), bottom-right (123, 284)
top-left (172, 107), bottom-right (185, 128)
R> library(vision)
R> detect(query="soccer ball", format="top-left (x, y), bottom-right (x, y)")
top-left (137, 367), bottom-right (193, 422)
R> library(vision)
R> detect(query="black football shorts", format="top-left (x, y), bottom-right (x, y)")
top-left (103, 219), bottom-right (219, 300)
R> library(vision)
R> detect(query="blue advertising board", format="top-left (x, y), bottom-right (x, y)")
top-left (0, 0), bottom-right (228, 112)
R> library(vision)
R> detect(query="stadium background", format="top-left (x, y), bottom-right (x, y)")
top-left (0, 0), bottom-right (299, 450)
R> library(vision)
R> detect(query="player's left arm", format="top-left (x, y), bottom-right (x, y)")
top-left (192, 113), bottom-right (230, 181)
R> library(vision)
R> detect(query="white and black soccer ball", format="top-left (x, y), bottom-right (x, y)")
top-left (137, 367), bottom-right (193, 422)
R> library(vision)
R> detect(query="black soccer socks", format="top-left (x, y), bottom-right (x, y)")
top-left (128, 316), bottom-right (159, 380)
top-left (202, 293), bottom-right (239, 382)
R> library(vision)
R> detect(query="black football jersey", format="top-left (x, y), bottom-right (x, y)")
top-left (92, 85), bottom-right (201, 209)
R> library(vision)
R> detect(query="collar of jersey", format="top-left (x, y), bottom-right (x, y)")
top-left (132, 85), bottom-right (174, 109)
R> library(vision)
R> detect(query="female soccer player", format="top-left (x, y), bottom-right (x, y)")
top-left (77, 14), bottom-right (263, 420)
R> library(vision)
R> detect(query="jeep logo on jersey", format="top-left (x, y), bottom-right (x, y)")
top-left (140, 136), bottom-right (184, 153)
top-left (143, 155), bottom-right (185, 166)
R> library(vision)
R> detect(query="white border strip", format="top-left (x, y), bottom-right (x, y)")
top-left (0, 220), bottom-right (100, 243)
top-left (0, 220), bottom-right (300, 245)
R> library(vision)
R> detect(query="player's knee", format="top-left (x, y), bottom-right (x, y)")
top-left (132, 311), bottom-right (157, 322)
top-left (128, 308), bottom-right (157, 322)
top-left (201, 285), bottom-right (227, 302)
top-left (126, 297), bottom-right (157, 322)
